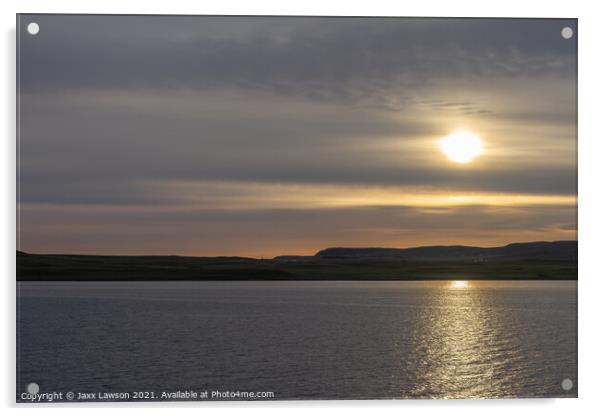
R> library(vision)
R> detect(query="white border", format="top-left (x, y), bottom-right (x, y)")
top-left (2, 1), bottom-right (601, 415)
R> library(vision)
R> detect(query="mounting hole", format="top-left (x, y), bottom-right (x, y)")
top-left (561, 378), bottom-right (573, 391)
top-left (26, 382), bottom-right (39, 394)
top-left (561, 26), bottom-right (573, 39)
top-left (27, 22), bottom-right (40, 35)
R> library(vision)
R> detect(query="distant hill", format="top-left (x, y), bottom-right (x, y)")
top-left (314, 241), bottom-right (577, 262)
top-left (17, 241), bottom-right (577, 281)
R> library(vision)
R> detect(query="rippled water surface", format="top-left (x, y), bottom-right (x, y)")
top-left (17, 280), bottom-right (577, 400)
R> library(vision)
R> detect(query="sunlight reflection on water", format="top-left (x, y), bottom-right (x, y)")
top-left (404, 280), bottom-right (573, 398)
top-left (450, 280), bottom-right (469, 289)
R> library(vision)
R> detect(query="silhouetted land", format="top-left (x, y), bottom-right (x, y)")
top-left (16, 241), bottom-right (577, 281)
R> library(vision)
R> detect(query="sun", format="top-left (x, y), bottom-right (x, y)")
top-left (439, 131), bottom-right (483, 164)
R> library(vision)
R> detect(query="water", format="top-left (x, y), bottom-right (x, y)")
top-left (17, 280), bottom-right (577, 400)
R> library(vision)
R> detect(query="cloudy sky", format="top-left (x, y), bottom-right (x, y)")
top-left (17, 15), bottom-right (577, 257)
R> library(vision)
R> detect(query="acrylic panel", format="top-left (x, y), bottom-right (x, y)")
top-left (16, 14), bottom-right (577, 402)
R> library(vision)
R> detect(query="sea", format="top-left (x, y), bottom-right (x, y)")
top-left (16, 280), bottom-right (577, 401)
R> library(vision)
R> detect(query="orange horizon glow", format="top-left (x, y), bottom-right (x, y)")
top-left (18, 236), bottom-right (577, 259)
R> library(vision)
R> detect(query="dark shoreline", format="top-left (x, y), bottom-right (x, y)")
top-left (18, 278), bottom-right (578, 282)
top-left (17, 250), bottom-right (577, 282)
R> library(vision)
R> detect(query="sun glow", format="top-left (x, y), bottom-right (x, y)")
top-left (439, 131), bottom-right (483, 164)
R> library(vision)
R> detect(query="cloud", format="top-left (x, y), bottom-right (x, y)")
top-left (19, 16), bottom-right (576, 109)
top-left (18, 88), bottom-right (576, 209)
top-left (16, 15), bottom-right (578, 255)
top-left (18, 203), bottom-right (576, 256)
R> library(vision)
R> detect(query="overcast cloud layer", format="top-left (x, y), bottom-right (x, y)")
top-left (17, 15), bottom-right (577, 256)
